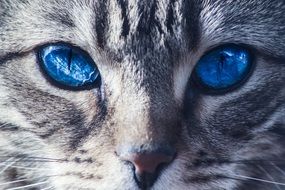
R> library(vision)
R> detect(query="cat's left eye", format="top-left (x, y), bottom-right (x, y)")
top-left (38, 43), bottom-right (100, 90)
top-left (193, 45), bottom-right (253, 92)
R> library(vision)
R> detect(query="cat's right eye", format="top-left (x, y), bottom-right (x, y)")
top-left (37, 43), bottom-right (101, 90)
top-left (193, 45), bottom-right (253, 93)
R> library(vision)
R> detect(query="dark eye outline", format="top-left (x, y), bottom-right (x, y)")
top-left (191, 44), bottom-right (256, 94)
top-left (36, 42), bottom-right (101, 91)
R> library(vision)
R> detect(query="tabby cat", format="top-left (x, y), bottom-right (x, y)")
top-left (0, 0), bottom-right (284, 189)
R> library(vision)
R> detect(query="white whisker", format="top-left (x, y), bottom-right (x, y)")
top-left (271, 162), bottom-right (285, 175)
top-left (0, 163), bottom-right (53, 171)
top-left (0, 157), bottom-right (14, 164)
top-left (41, 186), bottom-right (54, 190)
top-left (6, 181), bottom-right (48, 190)
top-left (230, 174), bottom-right (285, 186)
top-left (0, 158), bottom-right (17, 174)
top-left (0, 175), bottom-right (63, 186)
top-left (257, 165), bottom-right (282, 190)
top-left (0, 179), bottom-right (27, 186)
top-left (0, 156), bottom-right (66, 162)
top-left (0, 123), bottom-right (9, 128)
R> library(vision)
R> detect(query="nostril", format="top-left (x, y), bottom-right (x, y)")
top-left (119, 150), bottom-right (176, 188)
top-left (116, 145), bottom-right (176, 187)
top-left (128, 153), bottom-right (174, 174)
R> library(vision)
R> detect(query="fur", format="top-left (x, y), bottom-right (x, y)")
top-left (0, 0), bottom-right (284, 189)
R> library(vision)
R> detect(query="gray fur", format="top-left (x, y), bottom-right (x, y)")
top-left (0, 0), bottom-right (284, 189)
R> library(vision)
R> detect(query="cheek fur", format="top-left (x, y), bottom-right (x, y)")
top-left (0, 0), bottom-right (284, 190)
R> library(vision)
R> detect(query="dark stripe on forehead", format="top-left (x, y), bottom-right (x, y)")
top-left (136, 0), bottom-right (163, 36)
top-left (117, 0), bottom-right (130, 38)
top-left (183, 0), bottom-right (202, 50)
top-left (166, 0), bottom-right (176, 34)
top-left (94, 1), bottom-right (109, 49)
top-left (269, 123), bottom-right (285, 137)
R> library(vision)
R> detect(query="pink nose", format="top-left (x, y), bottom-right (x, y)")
top-left (124, 153), bottom-right (174, 174)
top-left (117, 147), bottom-right (176, 188)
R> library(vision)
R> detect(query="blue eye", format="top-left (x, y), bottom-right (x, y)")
top-left (194, 45), bottom-right (252, 91)
top-left (38, 44), bottom-right (100, 89)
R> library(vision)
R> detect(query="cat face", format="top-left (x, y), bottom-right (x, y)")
top-left (0, 0), bottom-right (284, 189)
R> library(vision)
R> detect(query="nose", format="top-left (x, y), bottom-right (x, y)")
top-left (126, 153), bottom-right (174, 174)
top-left (118, 148), bottom-right (176, 188)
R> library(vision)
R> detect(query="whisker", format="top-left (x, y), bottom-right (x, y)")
top-left (0, 156), bottom-right (67, 163)
top-left (227, 174), bottom-right (285, 186)
top-left (218, 159), bottom-right (285, 165)
top-left (0, 158), bottom-right (18, 174)
top-left (0, 160), bottom-right (65, 163)
top-left (0, 123), bottom-right (9, 128)
top-left (271, 162), bottom-right (285, 176)
top-left (234, 159), bottom-right (285, 164)
top-left (257, 165), bottom-right (282, 190)
top-left (0, 156), bottom-right (66, 161)
top-left (0, 157), bottom-right (14, 164)
top-left (0, 163), bottom-right (53, 171)
top-left (0, 179), bottom-right (29, 186)
top-left (41, 186), bottom-right (54, 190)
top-left (6, 181), bottom-right (48, 190)
top-left (0, 175), bottom-right (65, 186)
top-left (194, 158), bottom-right (285, 167)
top-left (18, 156), bottom-right (65, 161)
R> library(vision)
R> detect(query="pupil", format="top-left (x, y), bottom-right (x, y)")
top-left (218, 53), bottom-right (226, 83)
top-left (67, 49), bottom-right (73, 70)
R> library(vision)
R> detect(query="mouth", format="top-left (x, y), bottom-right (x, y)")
top-left (133, 162), bottom-right (171, 190)
top-left (134, 172), bottom-right (157, 190)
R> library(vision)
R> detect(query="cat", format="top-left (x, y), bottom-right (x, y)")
top-left (0, 0), bottom-right (284, 189)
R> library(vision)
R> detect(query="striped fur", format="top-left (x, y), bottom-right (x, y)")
top-left (0, 0), bottom-right (284, 189)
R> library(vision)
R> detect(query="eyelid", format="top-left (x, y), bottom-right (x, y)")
top-left (201, 43), bottom-right (254, 58)
top-left (37, 41), bottom-right (90, 55)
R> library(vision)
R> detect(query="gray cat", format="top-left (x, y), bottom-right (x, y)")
top-left (0, 0), bottom-right (284, 189)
